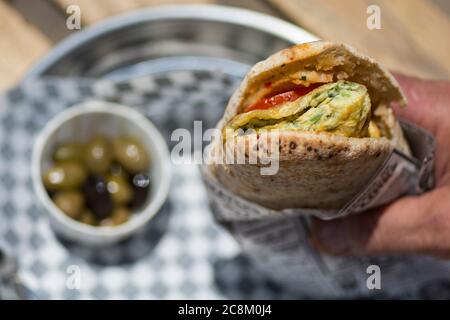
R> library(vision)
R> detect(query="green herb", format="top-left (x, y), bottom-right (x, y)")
top-left (328, 90), bottom-right (338, 98)
top-left (300, 75), bottom-right (307, 81)
top-left (309, 111), bottom-right (323, 124)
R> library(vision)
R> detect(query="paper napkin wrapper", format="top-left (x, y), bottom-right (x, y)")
top-left (201, 121), bottom-right (450, 298)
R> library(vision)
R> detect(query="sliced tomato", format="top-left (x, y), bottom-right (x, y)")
top-left (245, 83), bottom-right (322, 112)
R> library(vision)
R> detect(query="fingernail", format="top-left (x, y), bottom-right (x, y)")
top-left (312, 220), bottom-right (353, 255)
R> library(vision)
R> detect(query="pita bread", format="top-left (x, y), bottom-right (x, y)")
top-left (210, 41), bottom-right (411, 210)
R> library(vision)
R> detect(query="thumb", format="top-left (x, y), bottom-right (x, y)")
top-left (310, 187), bottom-right (450, 257)
top-left (391, 72), bottom-right (450, 132)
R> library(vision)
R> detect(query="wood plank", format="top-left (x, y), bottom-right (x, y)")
top-left (53, 0), bottom-right (215, 26)
top-left (0, 1), bottom-right (51, 90)
top-left (432, 0), bottom-right (450, 15)
top-left (268, 0), bottom-right (450, 80)
top-left (9, 0), bottom-right (71, 42)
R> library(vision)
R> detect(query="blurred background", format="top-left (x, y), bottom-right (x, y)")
top-left (1, 0), bottom-right (450, 300)
top-left (0, 0), bottom-right (449, 91)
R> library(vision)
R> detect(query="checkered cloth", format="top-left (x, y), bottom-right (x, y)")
top-left (1, 71), bottom-right (450, 300)
top-left (0, 71), bottom-right (303, 299)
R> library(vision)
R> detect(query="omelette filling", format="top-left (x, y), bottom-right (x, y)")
top-left (226, 80), bottom-right (388, 139)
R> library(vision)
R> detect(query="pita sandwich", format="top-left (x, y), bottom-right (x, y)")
top-left (210, 41), bottom-right (411, 210)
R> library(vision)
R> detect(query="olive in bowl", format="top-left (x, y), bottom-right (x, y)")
top-left (43, 135), bottom-right (151, 227)
top-left (32, 101), bottom-right (171, 246)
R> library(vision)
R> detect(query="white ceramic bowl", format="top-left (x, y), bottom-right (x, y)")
top-left (31, 101), bottom-right (171, 246)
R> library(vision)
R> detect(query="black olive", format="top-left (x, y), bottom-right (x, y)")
top-left (83, 175), bottom-right (113, 220)
top-left (130, 173), bottom-right (151, 210)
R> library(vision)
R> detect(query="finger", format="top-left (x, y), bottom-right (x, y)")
top-left (392, 73), bottom-right (450, 180)
top-left (391, 73), bottom-right (449, 134)
top-left (310, 186), bottom-right (450, 257)
top-left (391, 73), bottom-right (431, 121)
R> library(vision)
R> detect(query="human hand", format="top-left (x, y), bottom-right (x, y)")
top-left (310, 73), bottom-right (450, 259)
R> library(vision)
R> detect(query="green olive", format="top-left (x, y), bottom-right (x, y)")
top-left (43, 161), bottom-right (87, 191)
top-left (106, 174), bottom-right (133, 205)
top-left (112, 137), bottom-right (149, 173)
top-left (111, 207), bottom-right (130, 225)
top-left (53, 190), bottom-right (85, 219)
top-left (99, 218), bottom-right (114, 227)
top-left (84, 136), bottom-right (113, 174)
top-left (78, 209), bottom-right (97, 226)
top-left (53, 142), bottom-right (84, 163)
top-left (109, 163), bottom-right (129, 180)
top-left (99, 207), bottom-right (129, 227)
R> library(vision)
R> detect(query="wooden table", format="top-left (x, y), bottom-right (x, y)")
top-left (1, 0), bottom-right (449, 90)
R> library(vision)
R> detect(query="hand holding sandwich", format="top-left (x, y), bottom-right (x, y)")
top-left (312, 74), bottom-right (450, 259)
top-left (210, 42), bottom-right (450, 259)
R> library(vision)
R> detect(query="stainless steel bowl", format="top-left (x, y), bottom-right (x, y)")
top-left (26, 5), bottom-right (318, 80)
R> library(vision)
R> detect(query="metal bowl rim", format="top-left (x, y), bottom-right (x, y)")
top-left (25, 4), bottom-right (318, 79)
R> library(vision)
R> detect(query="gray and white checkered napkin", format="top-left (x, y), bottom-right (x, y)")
top-left (0, 71), bottom-right (298, 299)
